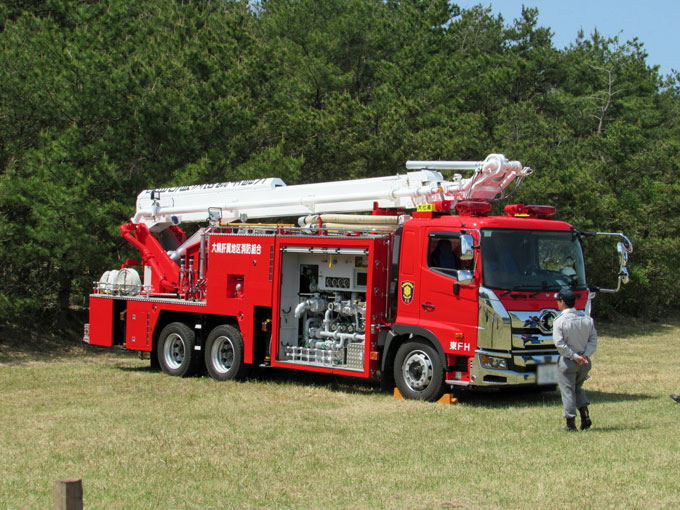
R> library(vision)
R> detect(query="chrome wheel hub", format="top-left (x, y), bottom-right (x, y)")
top-left (211, 336), bottom-right (235, 374)
top-left (402, 350), bottom-right (433, 392)
top-left (163, 333), bottom-right (185, 369)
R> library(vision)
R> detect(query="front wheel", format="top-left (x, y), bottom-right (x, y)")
top-left (204, 325), bottom-right (252, 381)
top-left (394, 339), bottom-right (445, 401)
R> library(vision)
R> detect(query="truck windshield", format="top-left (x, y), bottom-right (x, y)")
top-left (481, 229), bottom-right (586, 291)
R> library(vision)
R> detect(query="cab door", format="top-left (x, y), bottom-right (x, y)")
top-left (418, 231), bottom-right (479, 357)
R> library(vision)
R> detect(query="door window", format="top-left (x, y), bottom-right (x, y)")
top-left (427, 234), bottom-right (473, 278)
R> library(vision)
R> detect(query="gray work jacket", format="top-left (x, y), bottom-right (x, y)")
top-left (553, 308), bottom-right (598, 361)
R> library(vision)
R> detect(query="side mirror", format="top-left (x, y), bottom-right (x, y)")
top-left (456, 269), bottom-right (474, 285)
top-left (616, 239), bottom-right (632, 286)
top-left (620, 266), bottom-right (630, 285)
top-left (591, 233), bottom-right (633, 294)
top-left (617, 241), bottom-right (629, 267)
top-left (460, 234), bottom-right (474, 261)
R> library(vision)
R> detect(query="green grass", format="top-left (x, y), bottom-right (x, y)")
top-left (1, 320), bottom-right (679, 509)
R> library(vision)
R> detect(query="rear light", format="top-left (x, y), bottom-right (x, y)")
top-left (456, 200), bottom-right (492, 216)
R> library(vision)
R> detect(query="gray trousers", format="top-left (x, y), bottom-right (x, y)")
top-left (556, 356), bottom-right (591, 418)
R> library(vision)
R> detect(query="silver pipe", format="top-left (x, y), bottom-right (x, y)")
top-left (315, 330), bottom-right (365, 342)
top-left (199, 233), bottom-right (205, 280)
top-left (168, 228), bottom-right (206, 262)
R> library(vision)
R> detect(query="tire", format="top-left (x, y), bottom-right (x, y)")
top-left (394, 339), bottom-right (445, 401)
top-left (204, 325), bottom-right (252, 381)
top-left (157, 322), bottom-right (200, 377)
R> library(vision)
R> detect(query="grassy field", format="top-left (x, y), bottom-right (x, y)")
top-left (1, 320), bottom-right (679, 509)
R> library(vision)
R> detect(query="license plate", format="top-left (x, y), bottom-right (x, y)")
top-left (537, 363), bottom-right (557, 385)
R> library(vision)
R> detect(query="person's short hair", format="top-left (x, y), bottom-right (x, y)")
top-left (556, 288), bottom-right (576, 307)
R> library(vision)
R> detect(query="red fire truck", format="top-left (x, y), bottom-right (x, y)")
top-left (84, 154), bottom-right (632, 401)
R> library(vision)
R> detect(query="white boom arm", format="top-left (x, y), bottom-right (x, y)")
top-left (133, 154), bottom-right (531, 231)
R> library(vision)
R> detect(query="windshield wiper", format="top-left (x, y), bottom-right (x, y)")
top-left (499, 285), bottom-right (541, 297)
top-left (530, 284), bottom-right (562, 298)
top-left (498, 284), bottom-right (564, 298)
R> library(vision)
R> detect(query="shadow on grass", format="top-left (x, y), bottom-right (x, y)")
top-left (113, 360), bottom-right (382, 393)
top-left (597, 317), bottom-right (680, 339)
top-left (250, 367), bottom-right (382, 396)
top-left (460, 388), bottom-right (655, 408)
top-left (586, 389), bottom-right (656, 403)
top-left (117, 364), bottom-right (160, 373)
top-left (0, 323), bottom-right (135, 364)
top-left (252, 370), bottom-right (658, 405)
top-left (112, 362), bottom-right (659, 407)
top-left (581, 424), bottom-right (652, 433)
top-left (0, 336), bottom-right (129, 364)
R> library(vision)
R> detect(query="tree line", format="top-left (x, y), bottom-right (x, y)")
top-left (1, 0), bottom-right (678, 325)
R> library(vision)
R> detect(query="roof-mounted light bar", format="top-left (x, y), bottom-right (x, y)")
top-left (456, 201), bottom-right (492, 216)
top-left (505, 204), bottom-right (556, 219)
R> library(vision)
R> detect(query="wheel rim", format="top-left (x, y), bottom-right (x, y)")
top-left (163, 333), bottom-right (185, 370)
top-left (402, 350), bottom-right (433, 392)
top-left (210, 336), bottom-right (235, 374)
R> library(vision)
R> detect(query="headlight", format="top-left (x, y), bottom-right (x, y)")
top-left (480, 354), bottom-right (508, 370)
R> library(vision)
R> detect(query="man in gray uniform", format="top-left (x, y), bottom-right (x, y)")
top-left (553, 288), bottom-right (597, 431)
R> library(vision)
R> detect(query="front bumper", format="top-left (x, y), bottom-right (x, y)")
top-left (467, 350), bottom-right (559, 386)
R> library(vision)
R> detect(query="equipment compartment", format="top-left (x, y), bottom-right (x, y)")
top-left (277, 247), bottom-right (368, 371)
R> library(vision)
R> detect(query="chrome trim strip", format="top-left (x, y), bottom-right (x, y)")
top-left (477, 287), bottom-right (512, 351)
top-left (476, 348), bottom-right (511, 359)
top-left (89, 295), bottom-right (207, 306)
top-left (275, 360), bottom-right (363, 372)
top-left (512, 333), bottom-right (554, 349)
top-left (509, 309), bottom-right (559, 330)
top-left (513, 353), bottom-right (560, 367)
top-left (446, 380), bottom-right (471, 387)
top-left (282, 246), bottom-right (369, 255)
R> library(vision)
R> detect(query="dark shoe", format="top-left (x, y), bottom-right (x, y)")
top-left (579, 406), bottom-right (592, 430)
top-left (561, 417), bottom-right (577, 432)
top-left (671, 394), bottom-right (680, 403)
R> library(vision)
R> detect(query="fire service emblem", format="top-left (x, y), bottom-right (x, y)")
top-left (401, 281), bottom-right (414, 305)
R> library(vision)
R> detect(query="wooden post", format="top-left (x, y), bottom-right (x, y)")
top-left (54, 479), bottom-right (83, 510)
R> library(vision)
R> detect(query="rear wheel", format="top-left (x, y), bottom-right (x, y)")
top-left (394, 339), bottom-right (445, 401)
top-left (205, 325), bottom-right (252, 381)
top-left (157, 322), bottom-right (200, 377)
